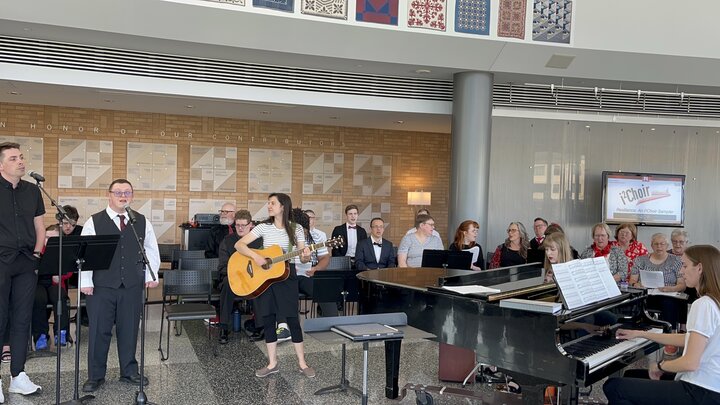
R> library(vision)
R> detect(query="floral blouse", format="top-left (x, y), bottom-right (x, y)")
top-left (613, 240), bottom-right (648, 281)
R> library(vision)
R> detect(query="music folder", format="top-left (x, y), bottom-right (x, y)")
top-left (39, 234), bottom-right (120, 276)
top-left (331, 323), bottom-right (404, 341)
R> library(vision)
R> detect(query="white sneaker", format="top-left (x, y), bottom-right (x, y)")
top-left (9, 372), bottom-right (42, 395)
top-left (1, 378), bottom-right (5, 404)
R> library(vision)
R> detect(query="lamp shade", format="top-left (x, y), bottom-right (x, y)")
top-left (407, 191), bottom-right (431, 206)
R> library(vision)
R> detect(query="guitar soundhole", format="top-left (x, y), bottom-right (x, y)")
top-left (245, 261), bottom-right (253, 277)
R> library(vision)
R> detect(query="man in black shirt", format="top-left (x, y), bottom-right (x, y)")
top-left (204, 202), bottom-right (236, 258)
top-left (0, 142), bottom-right (45, 398)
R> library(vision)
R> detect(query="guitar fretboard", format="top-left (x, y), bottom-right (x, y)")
top-left (269, 241), bottom-right (329, 265)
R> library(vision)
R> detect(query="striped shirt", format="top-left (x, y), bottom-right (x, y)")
top-left (251, 222), bottom-right (305, 254)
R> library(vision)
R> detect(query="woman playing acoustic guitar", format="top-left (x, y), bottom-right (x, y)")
top-left (234, 193), bottom-right (315, 378)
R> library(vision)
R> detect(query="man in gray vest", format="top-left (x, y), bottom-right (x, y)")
top-left (79, 179), bottom-right (160, 392)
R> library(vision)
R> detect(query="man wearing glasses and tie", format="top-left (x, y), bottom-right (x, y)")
top-left (355, 217), bottom-right (397, 270)
top-left (79, 179), bottom-right (160, 392)
top-left (204, 202), bottom-right (236, 258)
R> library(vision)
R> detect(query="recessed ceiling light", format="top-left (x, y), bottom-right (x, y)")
top-left (8, 91), bottom-right (20, 95)
top-left (415, 69), bottom-right (431, 74)
top-left (651, 128), bottom-right (656, 131)
top-left (395, 120), bottom-right (405, 124)
top-left (585, 125), bottom-right (590, 129)
top-left (185, 105), bottom-right (194, 109)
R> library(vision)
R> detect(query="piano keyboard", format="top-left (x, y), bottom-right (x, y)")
top-left (563, 328), bottom-right (663, 371)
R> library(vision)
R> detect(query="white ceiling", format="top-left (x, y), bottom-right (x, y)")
top-left (2, 1), bottom-right (720, 133)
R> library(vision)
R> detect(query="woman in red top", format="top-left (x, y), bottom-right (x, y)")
top-left (614, 223), bottom-right (648, 282)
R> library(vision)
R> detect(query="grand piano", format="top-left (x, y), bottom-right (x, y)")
top-left (358, 263), bottom-right (669, 404)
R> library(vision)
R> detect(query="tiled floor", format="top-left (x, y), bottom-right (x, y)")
top-left (0, 304), bottom-right (629, 404)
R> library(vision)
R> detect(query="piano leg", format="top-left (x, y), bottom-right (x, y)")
top-left (384, 339), bottom-right (402, 399)
top-left (522, 385), bottom-right (547, 405)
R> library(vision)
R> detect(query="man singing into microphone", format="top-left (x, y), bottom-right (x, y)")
top-left (79, 179), bottom-right (160, 392)
top-left (0, 142), bottom-right (44, 399)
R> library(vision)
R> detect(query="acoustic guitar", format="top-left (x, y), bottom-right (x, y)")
top-left (227, 236), bottom-right (344, 298)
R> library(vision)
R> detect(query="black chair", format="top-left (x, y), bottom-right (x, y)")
top-left (327, 256), bottom-right (351, 270)
top-left (158, 269), bottom-right (217, 361)
top-left (158, 243), bottom-right (181, 263)
top-left (170, 249), bottom-right (205, 269)
top-left (177, 258), bottom-right (221, 302)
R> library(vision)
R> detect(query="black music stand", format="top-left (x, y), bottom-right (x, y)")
top-left (421, 250), bottom-right (473, 270)
top-left (312, 269), bottom-right (361, 316)
top-left (40, 234), bottom-right (120, 405)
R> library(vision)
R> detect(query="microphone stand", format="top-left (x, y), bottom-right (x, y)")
top-left (124, 207), bottom-right (156, 405)
top-left (33, 179), bottom-right (73, 405)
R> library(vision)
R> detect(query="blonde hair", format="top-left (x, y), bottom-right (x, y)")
top-left (542, 232), bottom-right (573, 271)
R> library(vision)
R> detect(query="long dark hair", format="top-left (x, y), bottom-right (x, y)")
top-left (267, 193), bottom-right (296, 247)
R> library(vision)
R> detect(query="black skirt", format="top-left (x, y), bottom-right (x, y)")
top-left (253, 263), bottom-right (298, 326)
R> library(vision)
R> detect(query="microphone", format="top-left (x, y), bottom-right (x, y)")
top-left (28, 171), bottom-right (45, 182)
top-left (123, 204), bottom-right (137, 224)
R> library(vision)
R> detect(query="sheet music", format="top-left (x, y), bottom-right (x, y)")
top-left (640, 270), bottom-right (665, 288)
top-left (552, 257), bottom-right (621, 310)
top-left (442, 285), bottom-right (501, 295)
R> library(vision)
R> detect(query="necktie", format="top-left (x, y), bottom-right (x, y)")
top-left (537, 237), bottom-right (544, 244)
top-left (348, 226), bottom-right (356, 229)
top-left (228, 224), bottom-right (234, 235)
top-left (373, 242), bottom-right (382, 247)
top-left (118, 214), bottom-right (126, 231)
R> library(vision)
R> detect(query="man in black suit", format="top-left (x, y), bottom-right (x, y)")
top-left (355, 217), bottom-right (396, 270)
top-left (527, 217), bottom-right (548, 264)
top-left (204, 202), bottom-right (236, 258)
top-left (217, 210), bottom-right (262, 344)
top-left (331, 204), bottom-right (367, 260)
top-left (80, 179), bottom-right (160, 392)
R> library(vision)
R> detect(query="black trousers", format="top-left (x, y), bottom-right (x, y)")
top-left (218, 275), bottom-right (241, 328)
top-left (32, 283), bottom-right (69, 340)
top-left (0, 254), bottom-right (39, 376)
top-left (86, 285), bottom-right (143, 380)
top-left (604, 375), bottom-right (720, 404)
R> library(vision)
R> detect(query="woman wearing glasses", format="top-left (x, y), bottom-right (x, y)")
top-left (579, 223), bottom-right (628, 282)
top-left (398, 214), bottom-right (444, 267)
top-left (489, 222), bottom-right (529, 269)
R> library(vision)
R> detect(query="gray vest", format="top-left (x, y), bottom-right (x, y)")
top-left (91, 210), bottom-right (146, 289)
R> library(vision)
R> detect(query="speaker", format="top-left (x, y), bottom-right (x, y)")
top-left (194, 213), bottom-right (220, 225)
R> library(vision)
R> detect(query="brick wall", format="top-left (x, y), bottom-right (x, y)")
top-left (0, 102), bottom-right (451, 245)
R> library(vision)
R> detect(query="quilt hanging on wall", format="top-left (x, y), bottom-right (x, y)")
top-left (497, 0), bottom-right (526, 39)
top-left (356, 0), bottom-right (399, 25)
top-left (302, 0), bottom-right (348, 19)
top-left (408, 0), bottom-right (447, 31)
top-left (253, 0), bottom-right (294, 12)
top-left (533, 0), bottom-right (572, 43)
top-left (455, 0), bottom-right (489, 35)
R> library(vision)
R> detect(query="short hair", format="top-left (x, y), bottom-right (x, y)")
top-left (670, 229), bottom-right (688, 240)
top-left (107, 178), bottom-right (133, 192)
top-left (345, 204), bottom-right (359, 214)
top-left (304, 209), bottom-right (315, 216)
top-left (234, 210), bottom-right (252, 222)
top-left (63, 205), bottom-right (80, 222)
top-left (370, 217), bottom-right (385, 227)
top-left (416, 208), bottom-right (430, 216)
top-left (591, 223), bottom-right (612, 239)
top-left (615, 223), bottom-right (638, 241)
top-left (533, 217), bottom-right (549, 226)
top-left (0, 142), bottom-right (20, 161)
top-left (45, 224), bottom-right (60, 232)
top-left (414, 214), bottom-right (433, 228)
top-left (650, 233), bottom-right (667, 245)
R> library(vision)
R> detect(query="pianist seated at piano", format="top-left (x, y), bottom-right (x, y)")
top-left (448, 220), bottom-right (485, 270)
top-left (630, 233), bottom-right (686, 331)
top-left (603, 245), bottom-right (720, 405)
top-left (397, 214), bottom-right (443, 267)
top-left (489, 221), bottom-right (529, 269)
top-left (579, 222), bottom-right (629, 282)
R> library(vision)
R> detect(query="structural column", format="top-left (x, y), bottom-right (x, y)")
top-left (449, 71), bottom-right (493, 250)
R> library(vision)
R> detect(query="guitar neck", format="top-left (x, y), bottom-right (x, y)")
top-left (269, 241), bottom-right (327, 265)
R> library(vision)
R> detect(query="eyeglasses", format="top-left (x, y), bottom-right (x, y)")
top-left (507, 228), bottom-right (519, 233)
top-left (371, 224), bottom-right (385, 229)
top-left (423, 222), bottom-right (436, 227)
top-left (219, 210), bottom-right (234, 214)
top-left (110, 191), bottom-right (133, 197)
top-left (593, 234), bottom-right (609, 238)
top-left (671, 239), bottom-right (687, 245)
top-left (235, 223), bottom-right (250, 228)
top-left (307, 216), bottom-right (316, 219)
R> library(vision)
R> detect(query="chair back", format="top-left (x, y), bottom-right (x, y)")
top-left (162, 269), bottom-right (213, 297)
top-left (158, 244), bottom-right (181, 263)
top-left (178, 257), bottom-right (219, 271)
top-left (327, 256), bottom-right (351, 270)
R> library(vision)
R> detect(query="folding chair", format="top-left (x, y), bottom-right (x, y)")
top-left (170, 249), bottom-right (205, 269)
top-left (158, 269), bottom-right (217, 361)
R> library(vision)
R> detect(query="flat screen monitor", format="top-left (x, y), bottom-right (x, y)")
top-left (421, 250), bottom-right (473, 270)
top-left (601, 171), bottom-right (685, 227)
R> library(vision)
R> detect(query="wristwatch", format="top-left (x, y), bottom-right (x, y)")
top-left (657, 360), bottom-right (666, 372)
